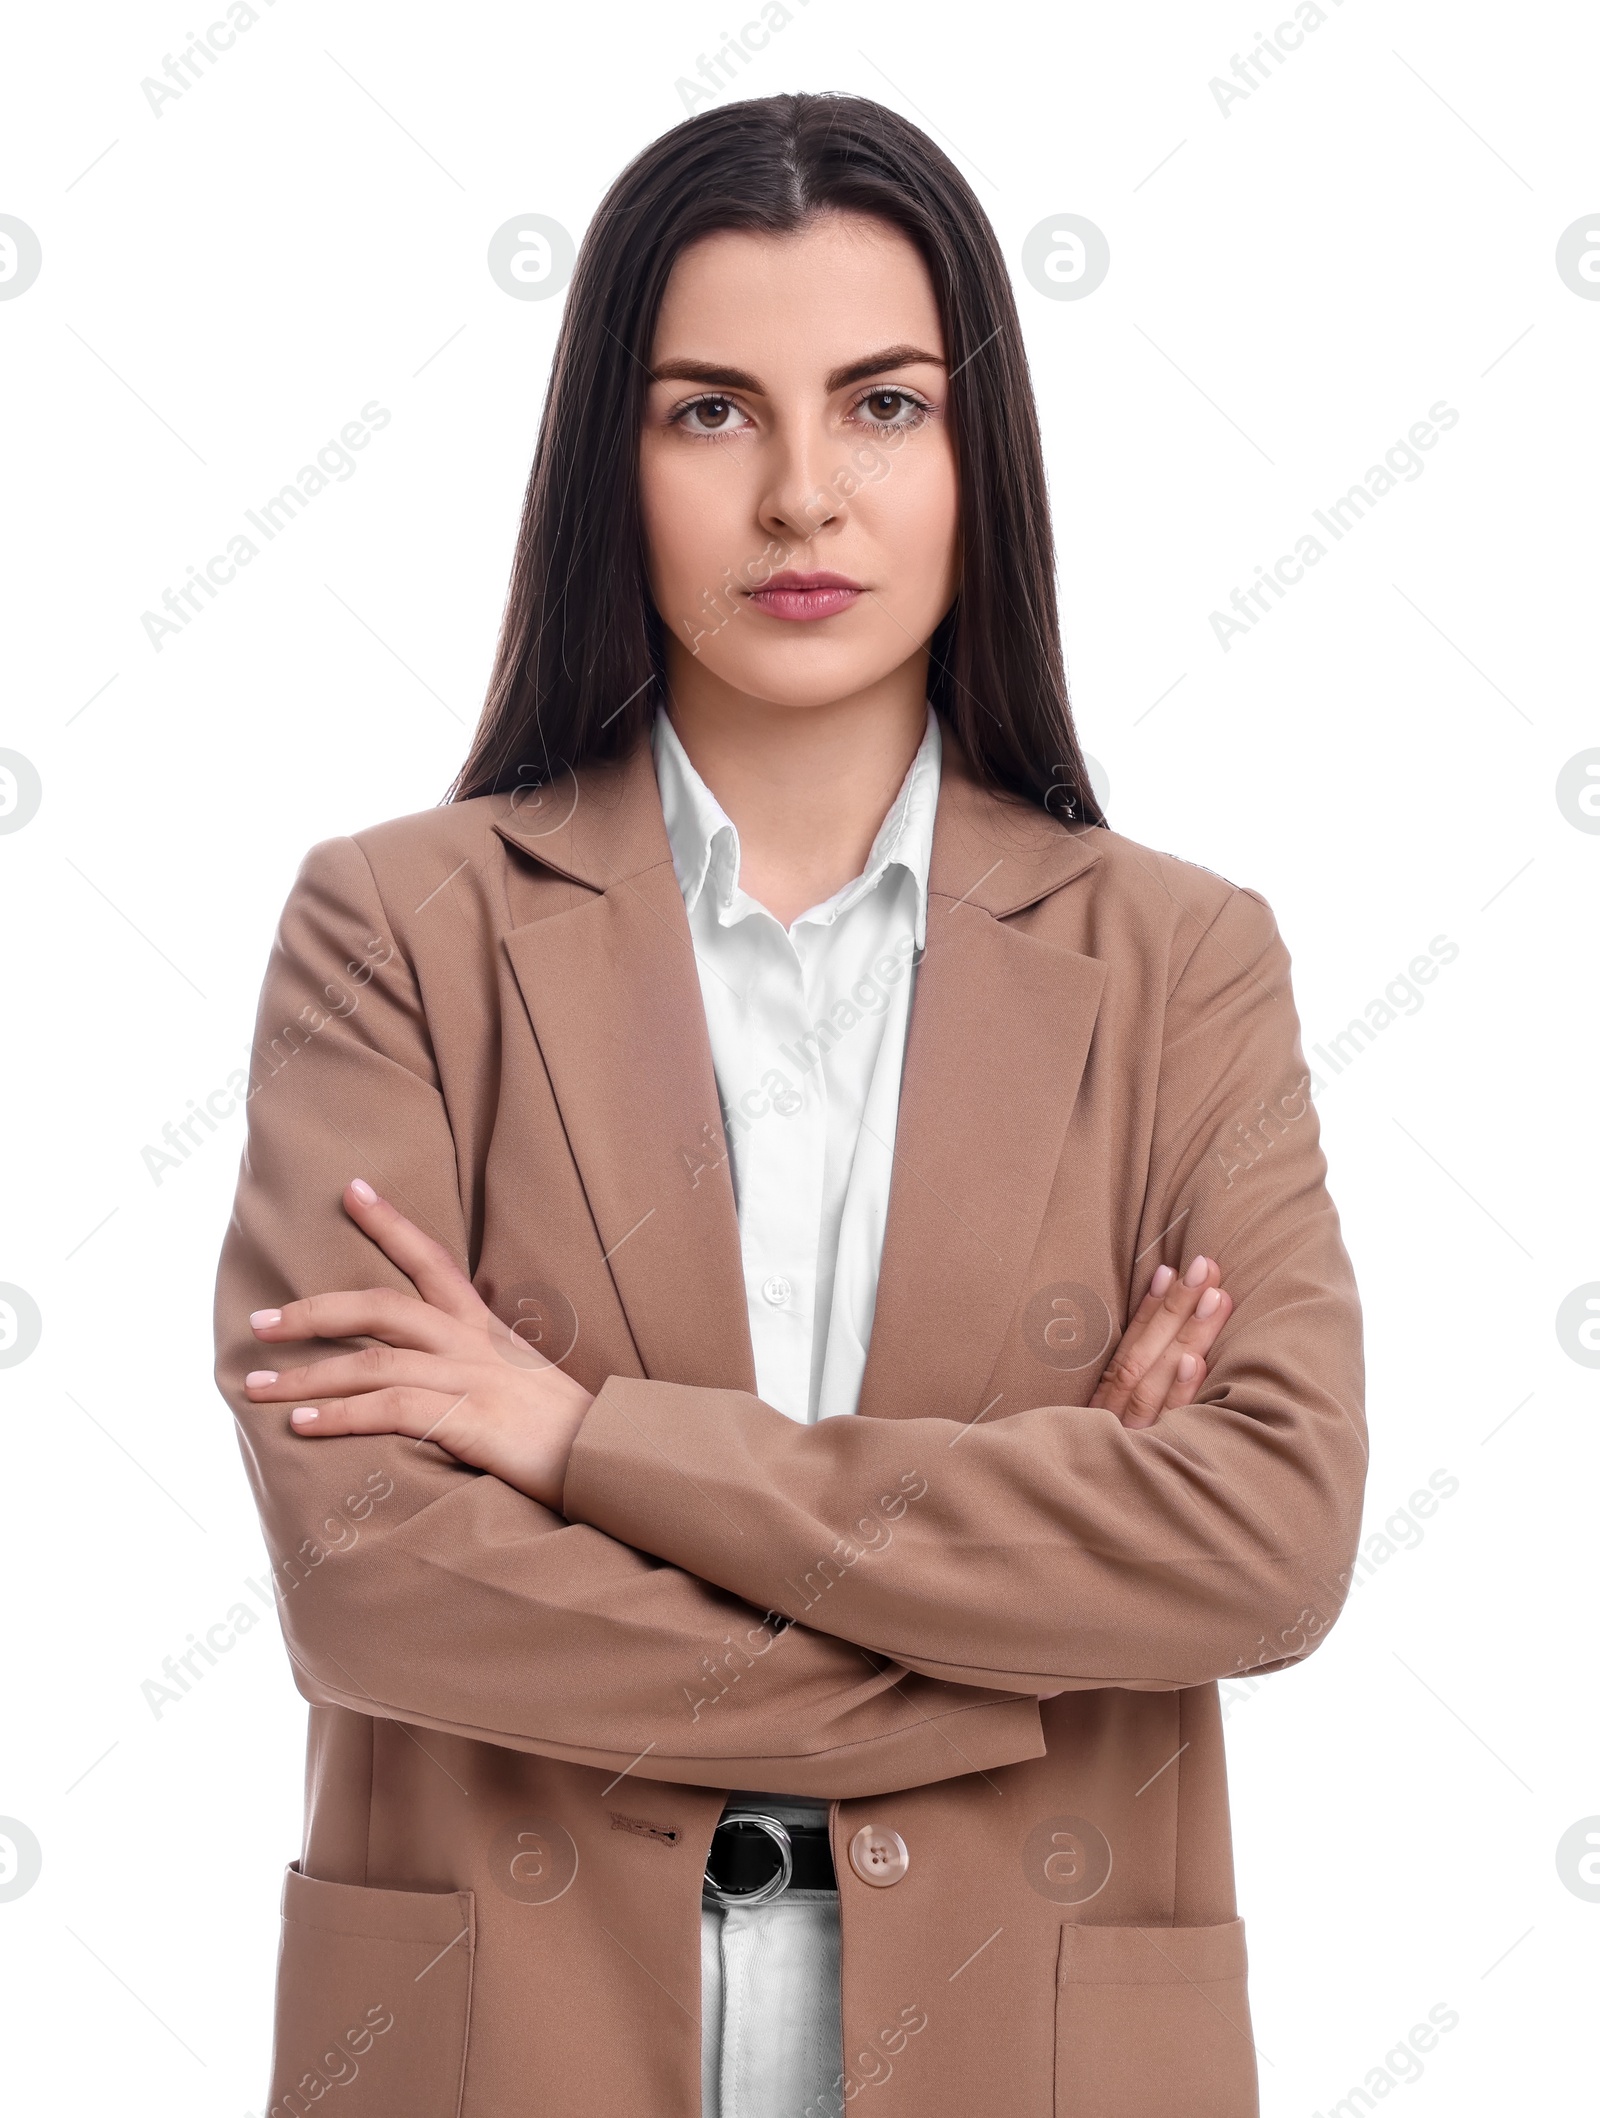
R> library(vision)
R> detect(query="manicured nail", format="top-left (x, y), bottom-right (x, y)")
top-left (349, 1178), bottom-right (378, 1204)
top-left (1151, 1265), bottom-right (1175, 1296)
top-left (290, 1407), bottom-right (319, 1425)
top-left (1196, 1288), bottom-right (1220, 1320)
top-left (250, 1308), bottom-right (282, 1329)
top-left (245, 1370), bottom-right (279, 1387)
top-left (1178, 1353), bottom-right (1198, 1381)
top-left (1183, 1255), bottom-right (1209, 1288)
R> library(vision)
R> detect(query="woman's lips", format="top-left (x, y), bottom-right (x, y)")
top-left (746, 571), bottom-right (865, 622)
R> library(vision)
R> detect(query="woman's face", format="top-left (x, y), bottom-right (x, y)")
top-left (639, 211), bottom-right (960, 713)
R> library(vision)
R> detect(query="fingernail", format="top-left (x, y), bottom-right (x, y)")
top-left (245, 1370), bottom-right (279, 1387)
top-left (250, 1308), bottom-right (282, 1329)
top-left (1178, 1353), bottom-right (1198, 1381)
top-left (349, 1178), bottom-right (378, 1204)
top-left (1196, 1288), bottom-right (1220, 1320)
top-left (1151, 1265), bottom-right (1175, 1296)
top-left (1184, 1255), bottom-right (1208, 1288)
top-left (290, 1407), bottom-right (319, 1425)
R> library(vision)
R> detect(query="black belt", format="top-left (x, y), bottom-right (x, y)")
top-left (703, 1810), bottom-right (837, 1907)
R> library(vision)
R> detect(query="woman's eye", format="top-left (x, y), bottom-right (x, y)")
top-left (676, 396), bottom-right (750, 436)
top-left (855, 387), bottom-right (929, 428)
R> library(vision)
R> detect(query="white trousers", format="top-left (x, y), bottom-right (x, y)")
top-left (699, 1888), bottom-right (843, 2118)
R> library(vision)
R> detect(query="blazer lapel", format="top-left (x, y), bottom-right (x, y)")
top-left (855, 739), bottom-right (1108, 1424)
top-left (491, 747), bottom-right (758, 1394)
top-left (488, 724), bottom-right (1108, 1426)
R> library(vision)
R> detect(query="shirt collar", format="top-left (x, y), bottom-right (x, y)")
top-left (651, 703), bottom-right (942, 947)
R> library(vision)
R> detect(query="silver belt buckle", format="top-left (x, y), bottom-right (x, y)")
top-left (702, 1810), bottom-right (793, 1909)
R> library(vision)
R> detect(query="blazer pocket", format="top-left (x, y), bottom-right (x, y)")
top-left (268, 1862), bottom-right (475, 2118)
top-left (1055, 1917), bottom-right (1258, 2118)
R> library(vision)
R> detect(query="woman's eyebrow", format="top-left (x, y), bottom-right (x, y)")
top-left (650, 358), bottom-right (766, 391)
top-left (825, 345), bottom-right (946, 391)
top-left (648, 345), bottom-right (947, 394)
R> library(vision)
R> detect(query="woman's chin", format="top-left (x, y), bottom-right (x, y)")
top-left (682, 649), bottom-right (927, 716)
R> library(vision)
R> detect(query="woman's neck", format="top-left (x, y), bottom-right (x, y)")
top-left (659, 649), bottom-right (932, 929)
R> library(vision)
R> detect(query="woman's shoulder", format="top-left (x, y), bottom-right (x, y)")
top-left (1022, 820), bottom-right (1289, 1015)
top-left (1072, 820), bottom-right (1276, 943)
top-left (348, 794), bottom-right (508, 874)
top-left (1092, 834), bottom-right (1305, 1054)
top-left (287, 796), bottom-right (516, 907)
top-left (272, 799), bottom-right (536, 973)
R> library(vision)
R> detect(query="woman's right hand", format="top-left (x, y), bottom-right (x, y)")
top-left (1089, 1255), bottom-right (1234, 1429)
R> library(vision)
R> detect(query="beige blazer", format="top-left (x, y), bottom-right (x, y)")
top-left (213, 720), bottom-right (1366, 2117)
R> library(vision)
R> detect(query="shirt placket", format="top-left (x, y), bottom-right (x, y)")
top-left (718, 903), bottom-right (827, 1427)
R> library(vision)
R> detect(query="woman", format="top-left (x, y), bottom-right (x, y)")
top-left (215, 92), bottom-right (1365, 2118)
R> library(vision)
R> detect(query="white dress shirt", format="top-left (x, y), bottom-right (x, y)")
top-left (652, 702), bottom-right (939, 1424)
top-left (649, 701), bottom-right (941, 2118)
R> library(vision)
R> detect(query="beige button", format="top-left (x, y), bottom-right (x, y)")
top-left (848, 1824), bottom-right (909, 1888)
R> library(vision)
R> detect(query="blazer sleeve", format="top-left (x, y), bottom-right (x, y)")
top-left (213, 835), bottom-right (1045, 1794)
top-left (561, 883), bottom-right (1369, 1694)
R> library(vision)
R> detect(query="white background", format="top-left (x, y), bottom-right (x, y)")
top-left (1, 2), bottom-right (1595, 2111)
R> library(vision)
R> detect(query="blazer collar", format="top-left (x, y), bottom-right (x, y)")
top-left (489, 714), bottom-right (1105, 916)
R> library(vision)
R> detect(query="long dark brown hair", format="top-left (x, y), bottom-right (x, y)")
top-left (449, 91), bottom-right (1104, 826)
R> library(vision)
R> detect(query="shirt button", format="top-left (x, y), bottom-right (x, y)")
top-left (848, 1825), bottom-right (909, 1888)
top-left (761, 1275), bottom-right (792, 1307)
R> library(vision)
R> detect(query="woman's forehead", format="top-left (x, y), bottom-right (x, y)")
top-left (650, 215), bottom-right (944, 373)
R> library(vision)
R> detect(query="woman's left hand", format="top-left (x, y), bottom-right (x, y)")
top-left (1089, 1254), bottom-right (1234, 1430)
top-left (243, 1179), bottom-right (594, 1513)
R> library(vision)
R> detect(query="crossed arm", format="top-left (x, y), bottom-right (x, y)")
top-left (242, 1183), bottom-right (1234, 1507)
top-left (215, 836), bottom-right (1365, 1789)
